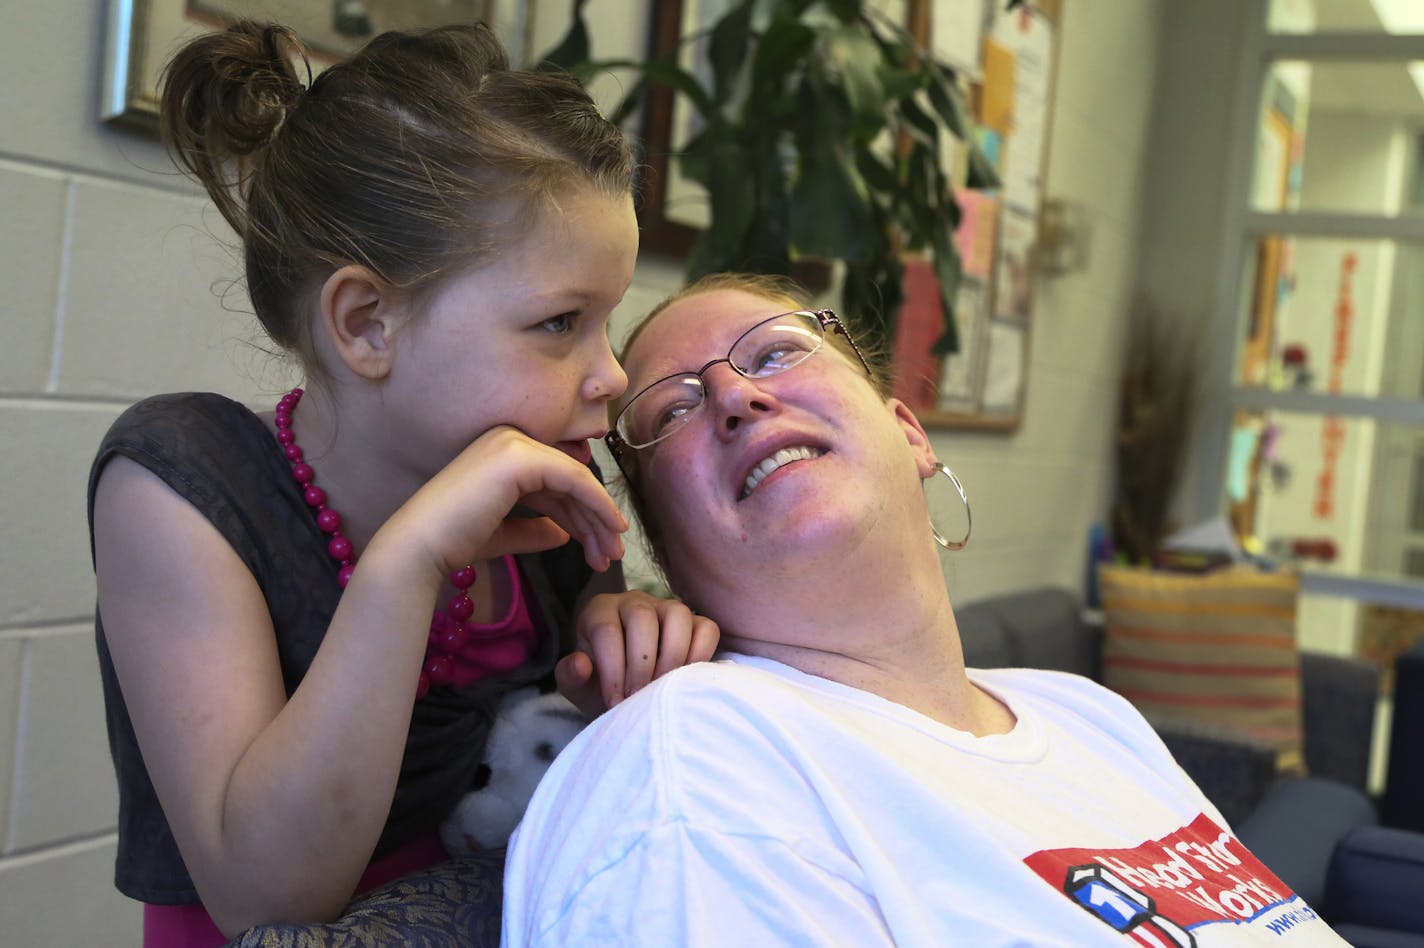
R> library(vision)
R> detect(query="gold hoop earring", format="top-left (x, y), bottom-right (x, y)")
top-left (927, 463), bottom-right (971, 551)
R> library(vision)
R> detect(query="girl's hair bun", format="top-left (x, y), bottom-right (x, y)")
top-left (159, 20), bottom-right (310, 234)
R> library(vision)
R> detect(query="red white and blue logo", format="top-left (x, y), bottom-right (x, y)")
top-left (1025, 814), bottom-right (1322, 944)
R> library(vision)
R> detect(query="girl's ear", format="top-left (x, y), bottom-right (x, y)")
top-left (890, 398), bottom-right (940, 479)
top-left (319, 265), bottom-right (403, 380)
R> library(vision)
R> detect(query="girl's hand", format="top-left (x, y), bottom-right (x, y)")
top-left (382, 426), bottom-right (628, 583)
top-left (556, 591), bottom-right (720, 716)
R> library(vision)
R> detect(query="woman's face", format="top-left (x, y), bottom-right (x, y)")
top-left (619, 288), bottom-right (936, 610)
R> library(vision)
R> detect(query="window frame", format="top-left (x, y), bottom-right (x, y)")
top-left (1190, 1), bottom-right (1424, 611)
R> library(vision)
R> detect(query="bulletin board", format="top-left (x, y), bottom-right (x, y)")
top-left (890, 0), bottom-right (1064, 433)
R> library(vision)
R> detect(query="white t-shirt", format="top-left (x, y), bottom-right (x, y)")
top-left (502, 655), bottom-right (1343, 946)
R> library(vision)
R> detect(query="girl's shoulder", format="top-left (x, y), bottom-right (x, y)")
top-left (103, 391), bottom-right (263, 444)
top-left (88, 392), bottom-right (294, 556)
top-left (94, 392), bottom-right (271, 480)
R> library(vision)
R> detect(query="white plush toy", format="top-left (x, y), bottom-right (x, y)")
top-left (440, 687), bottom-right (590, 855)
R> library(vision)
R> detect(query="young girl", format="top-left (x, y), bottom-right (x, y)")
top-left (87, 20), bottom-right (715, 946)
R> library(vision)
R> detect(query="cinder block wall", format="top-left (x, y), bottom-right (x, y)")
top-left (0, 3), bottom-right (298, 942)
top-left (0, 1), bottom-right (1163, 943)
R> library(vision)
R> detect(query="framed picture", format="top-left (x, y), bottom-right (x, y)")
top-left (102, 0), bottom-right (528, 132)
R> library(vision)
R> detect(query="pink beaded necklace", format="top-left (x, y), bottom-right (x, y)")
top-left (274, 387), bottom-right (479, 699)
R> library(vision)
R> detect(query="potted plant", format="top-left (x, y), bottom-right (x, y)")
top-left (542, 0), bottom-right (1006, 351)
top-left (1110, 306), bottom-right (1204, 565)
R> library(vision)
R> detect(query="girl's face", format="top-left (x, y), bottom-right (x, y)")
top-left (382, 186), bottom-right (637, 473)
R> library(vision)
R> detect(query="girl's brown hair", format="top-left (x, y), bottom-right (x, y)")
top-left (160, 20), bottom-right (635, 368)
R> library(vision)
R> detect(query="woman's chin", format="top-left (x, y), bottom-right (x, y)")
top-left (748, 506), bottom-right (879, 562)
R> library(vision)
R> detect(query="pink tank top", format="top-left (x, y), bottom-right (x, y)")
top-left (143, 556), bottom-right (538, 947)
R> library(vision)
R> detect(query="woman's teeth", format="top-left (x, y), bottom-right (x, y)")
top-left (742, 446), bottom-right (823, 498)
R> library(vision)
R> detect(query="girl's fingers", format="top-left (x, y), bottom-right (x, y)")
top-left (688, 615), bottom-right (721, 663)
top-left (571, 594), bottom-right (720, 712)
top-left (553, 652), bottom-right (603, 718)
top-left (583, 608), bottom-right (631, 708)
top-left (465, 432), bottom-right (625, 569)
top-left (514, 456), bottom-right (625, 538)
top-left (519, 494), bottom-right (623, 570)
top-left (650, 603), bottom-right (695, 681)
top-left (620, 599), bottom-right (664, 693)
top-left (553, 497), bottom-right (617, 566)
top-left (482, 517), bottom-right (571, 558)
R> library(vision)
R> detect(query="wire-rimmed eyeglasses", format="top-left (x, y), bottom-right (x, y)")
top-left (605, 308), bottom-right (872, 456)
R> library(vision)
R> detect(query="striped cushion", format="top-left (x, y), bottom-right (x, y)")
top-left (1098, 564), bottom-right (1304, 774)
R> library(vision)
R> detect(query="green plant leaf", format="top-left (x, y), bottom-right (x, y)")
top-left (708, 1), bottom-right (755, 101)
top-left (745, 143), bottom-right (793, 271)
top-left (843, 250), bottom-right (903, 350)
top-left (608, 71), bottom-right (650, 127)
top-left (684, 122), bottom-right (757, 275)
top-left (898, 91), bottom-right (945, 153)
top-left (537, 0), bottom-right (592, 70)
top-left (929, 233), bottom-right (964, 355)
top-left (966, 138), bottom-right (1002, 189)
top-left (857, 5), bottom-right (909, 55)
top-left (790, 142), bottom-right (871, 260)
top-left (750, 15), bottom-right (815, 101)
top-left (676, 126), bottom-right (710, 186)
top-left (877, 64), bottom-right (923, 104)
top-left (924, 62), bottom-right (968, 139)
top-left (817, 26), bottom-right (886, 136)
top-left (822, 0), bottom-right (861, 23)
top-left (857, 148), bottom-right (898, 194)
top-left (639, 56), bottom-right (718, 120)
top-left (894, 152), bottom-right (942, 248)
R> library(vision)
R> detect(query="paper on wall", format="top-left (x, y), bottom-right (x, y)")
top-left (938, 277), bottom-right (989, 413)
top-left (981, 319), bottom-right (1026, 415)
top-left (932, 0), bottom-right (989, 77)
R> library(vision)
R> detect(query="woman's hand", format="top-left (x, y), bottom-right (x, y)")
top-left (556, 591), bottom-right (721, 715)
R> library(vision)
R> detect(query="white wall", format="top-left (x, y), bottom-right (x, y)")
top-left (0, 0), bottom-right (1164, 942)
top-left (929, 0), bottom-right (1166, 605)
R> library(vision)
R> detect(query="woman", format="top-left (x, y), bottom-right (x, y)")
top-left (500, 273), bottom-right (1343, 946)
